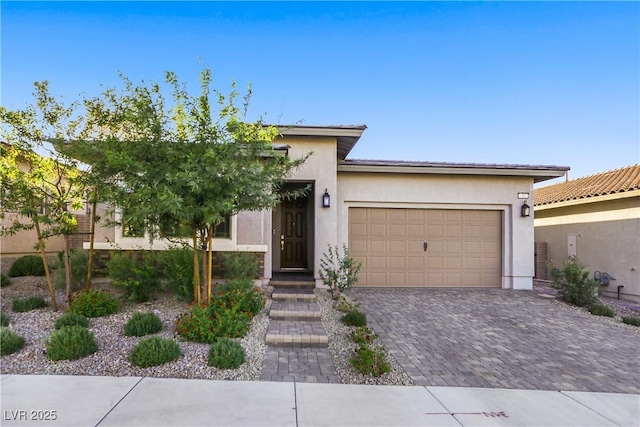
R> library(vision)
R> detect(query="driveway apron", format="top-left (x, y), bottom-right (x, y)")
top-left (350, 288), bottom-right (640, 394)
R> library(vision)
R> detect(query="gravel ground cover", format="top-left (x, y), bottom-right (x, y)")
top-left (0, 277), bottom-right (268, 381)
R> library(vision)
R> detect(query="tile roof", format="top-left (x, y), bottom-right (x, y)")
top-left (534, 164), bottom-right (640, 206)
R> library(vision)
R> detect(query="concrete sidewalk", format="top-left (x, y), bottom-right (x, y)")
top-left (1, 375), bottom-right (638, 427)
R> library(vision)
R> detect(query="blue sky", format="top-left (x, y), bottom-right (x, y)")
top-left (2, 1), bottom-right (638, 186)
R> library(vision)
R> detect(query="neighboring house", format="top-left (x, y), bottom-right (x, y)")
top-left (87, 124), bottom-right (568, 291)
top-left (534, 165), bottom-right (640, 302)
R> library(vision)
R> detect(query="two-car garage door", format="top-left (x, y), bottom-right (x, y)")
top-left (349, 208), bottom-right (502, 287)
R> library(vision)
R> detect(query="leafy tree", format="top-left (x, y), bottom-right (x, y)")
top-left (79, 69), bottom-right (309, 304)
top-left (0, 82), bottom-right (89, 309)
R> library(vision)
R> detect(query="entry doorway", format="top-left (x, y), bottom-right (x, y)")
top-left (272, 182), bottom-right (314, 273)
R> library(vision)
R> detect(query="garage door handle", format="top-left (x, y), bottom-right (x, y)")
top-left (423, 242), bottom-right (428, 252)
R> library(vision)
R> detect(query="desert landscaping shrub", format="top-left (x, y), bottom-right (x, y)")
top-left (208, 337), bottom-right (245, 369)
top-left (0, 328), bottom-right (25, 356)
top-left (129, 337), bottom-right (180, 368)
top-left (158, 246), bottom-right (194, 302)
top-left (221, 252), bottom-right (259, 280)
top-left (1, 312), bottom-right (10, 327)
top-left (70, 289), bottom-right (119, 318)
top-left (1, 273), bottom-right (11, 287)
top-left (124, 312), bottom-right (163, 337)
top-left (350, 326), bottom-right (376, 346)
top-left (12, 296), bottom-right (48, 312)
top-left (175, 286), bottom-right (262, 343)
top-left (8, 255), bottom-right (46, 277)
top-left (212, 286), bottom-right (264, 317)
top-left (334, 293), bottom-right (360, 313)
top-left (349, 344), bottom-right (390, 377)
top-left (622, 316), bottom-right (640, 327)
top-left (319, 244), bottom-right (362, 299)
top-left (589, 303), bottom-right (614, 317)
top-left (108, 251), bottom-right (160, 303)
top-left (55, 249), bottom-right (88, 291)
top-left (551, 258), bottom-right (599, 307)
top-left (54, 312), bottom-right (89, 329)
top-left (45, 325), bottom-right (98, 361)
top-left (342, 309), bottom-right (367, 327)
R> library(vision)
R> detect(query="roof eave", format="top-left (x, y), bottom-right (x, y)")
top-left (337, 164), bottom-right (569, 183)
top-left (274, 125), bottom-right (367, 160)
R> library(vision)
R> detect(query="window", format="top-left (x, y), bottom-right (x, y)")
top-left (164, 215), bottom-right (231, 239)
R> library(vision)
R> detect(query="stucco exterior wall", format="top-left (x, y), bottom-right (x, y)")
top-left (337, 173), bottom-right (536, 289)
top-left (266, 136), bottom-right (338, 280)
top-left (0, 213), bottom-right (66, 256)
top-left (534, 197), bottom-right (640, 301)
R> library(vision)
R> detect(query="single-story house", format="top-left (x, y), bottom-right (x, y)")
top-left (84, 124), bottom-right (568, 290)
top-left (534, 164), bottom-right (640, 302)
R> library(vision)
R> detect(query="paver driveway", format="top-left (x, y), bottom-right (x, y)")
top-left (350, 288), bottom-right (640, 394)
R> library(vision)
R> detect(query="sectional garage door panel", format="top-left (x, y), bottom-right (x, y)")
top-left (349, 208), bottom-right (502, 287)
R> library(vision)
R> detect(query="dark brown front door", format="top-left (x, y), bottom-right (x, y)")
top-left (280, 197), bottom-right (308, 269)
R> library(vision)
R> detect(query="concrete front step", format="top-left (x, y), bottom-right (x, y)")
top-left (272, 292), bottom-right (317, 302)
top-left (270, 310), bottom-right (321, 321)
top-left (265, 333), bottom-right (329, 348)
top-left (270, 281), bottom-right (315, 290)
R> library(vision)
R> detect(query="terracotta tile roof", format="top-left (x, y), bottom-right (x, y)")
top-left (534, 164), bottom-right (640, 206)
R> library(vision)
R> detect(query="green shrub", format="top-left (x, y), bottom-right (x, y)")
top-left (342, 309), bottom-right (367, 327)
top-left (129, 337), bottom-right (180, 368)
top-left (1, 273), bottom-right (11, 287)
top-left (334, 294), bottom-right (360, 313)
top-left (124, 312), bottom-right (163, 337)
top-left (45, 325), bottom-right (98, 361)
top-left (589, 303), bottom-right (614, 317)
top-left (216, 278), bottom-right (254, 293)
top-left (175, 304), bottom-right (251, 343)
top-left (158, 246), bottom-right (194, 302)
top-left (350, 326), bottom-right (376, 346)
top-left (107, 251), bottom-right (160, 303)
top-left (175, 304), bottom-right (217, 343)
top-left (8, 255), bottom-right (46, 277)
top-left (54, 312), bottom-right (89, 329)
top-left (208, 337), bottom-right (245, 369)
top-left (1, 328), bottom-right (25, 356)
top-left (349, 344), bottom-right (390, 377)
top-left (55, 249), bottom-right (88, 291)
top-left (319, 244), bottom-right (362, 299)
top-left (211, 286), bottom-right (264, 317)
top-left (221, 252), bottom-right (258, 280)
top-left (70, 289), bottom-right (119, 318)
top-left (551, 258), bottom-right (599, 307)
top-left (12, 296), bottom-right (48, 312)
top-left (0, 312), bottom-right (9, 327)
top-left (622, 316), bottom-right (640, 327)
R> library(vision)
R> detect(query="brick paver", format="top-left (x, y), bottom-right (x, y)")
top-left (350, 288), bottom-right (640, 393)
top-left (260, 348), bottom-right (340, 383)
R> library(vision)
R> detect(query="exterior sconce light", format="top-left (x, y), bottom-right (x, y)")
top-left (322, 189), bottom-right (330, 208)
top-left (521, 202), bottom-right (531, 217)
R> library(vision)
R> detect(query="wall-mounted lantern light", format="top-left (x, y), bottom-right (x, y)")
top-left (322, 189), bottom-right (331, 208)
top-left (521, 202), bottom-right (531, 217)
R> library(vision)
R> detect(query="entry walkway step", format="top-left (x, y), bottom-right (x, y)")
top-left (269, 281), bottom-right (315, 291)
top-left (264, 333), bottom-right (328, 347)
top-left (270, 309), bottom-right (321, 321)
top-left (272, 292), bottom-right (317, 302)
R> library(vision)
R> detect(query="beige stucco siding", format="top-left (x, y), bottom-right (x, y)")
top-left (535, 197), bottom-right (640, 301)
top-left (337, 173), bottom-right (536, 289)
top-left (268, 136), bottom-right (338, 278)
top-left (0, 213), bottom-right (66, 255)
